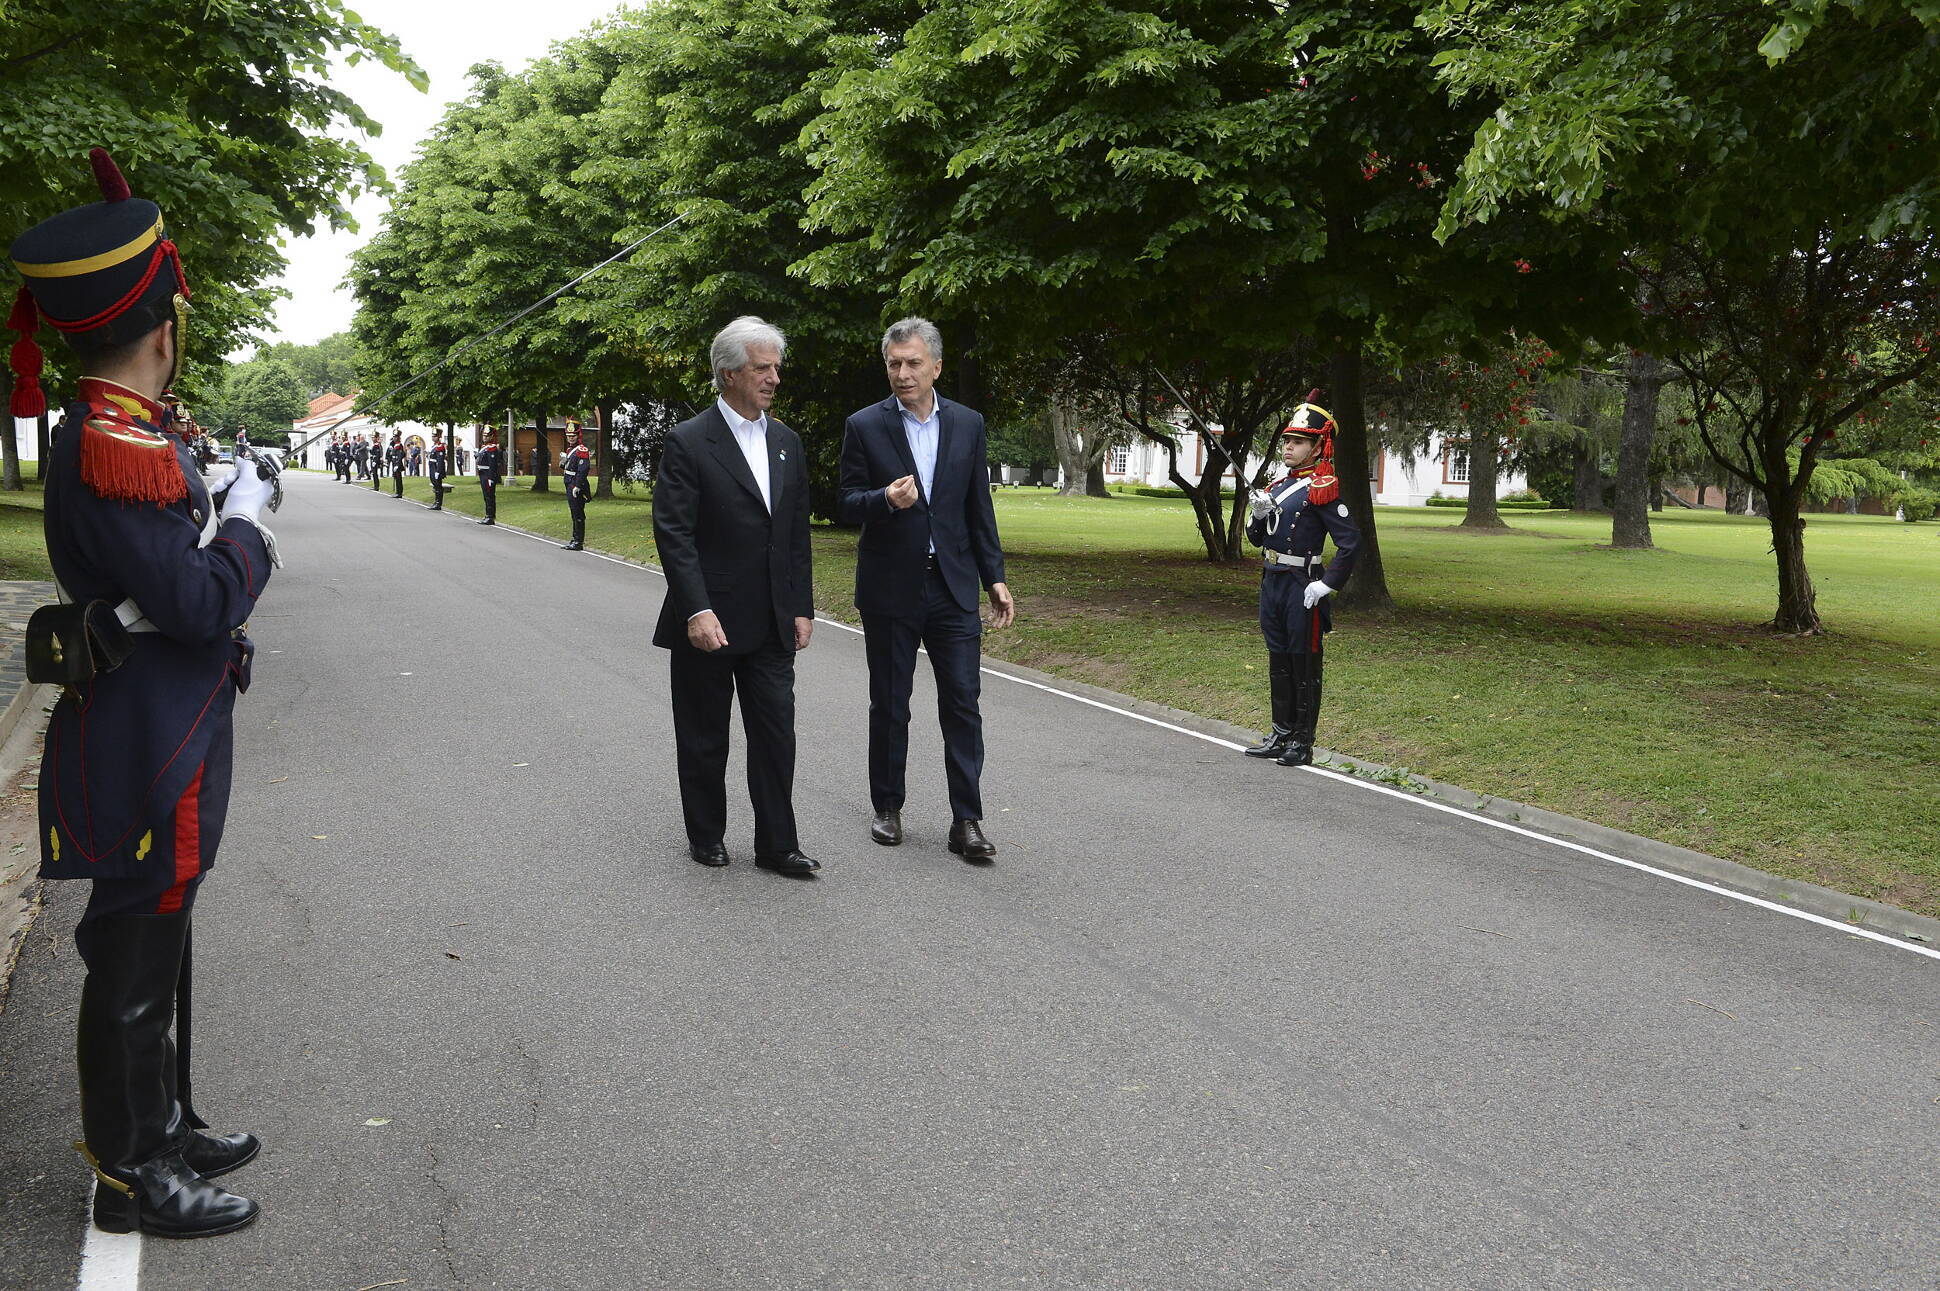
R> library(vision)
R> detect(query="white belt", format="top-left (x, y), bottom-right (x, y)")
top-left (1264, 551), bottom-right (1320, 569)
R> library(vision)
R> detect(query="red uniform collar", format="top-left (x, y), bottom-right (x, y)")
top-left (77, 376), bottom-right (164, 426)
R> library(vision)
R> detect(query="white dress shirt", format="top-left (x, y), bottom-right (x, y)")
top-left (717, 396), bottom-right (771, 512)
top-left (899, 393), bottom-right (940, 552)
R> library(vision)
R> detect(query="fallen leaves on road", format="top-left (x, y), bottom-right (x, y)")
top-left (356, 1279), bottom-right (409, 1290)
top-left (311, 835), bottom-right (328, 840)
top-left (363, 1118), bottom-right (391, 1127)
top-left (1455, 925), bottom-right (1511, 938)
top-left (444, 951), bottom-right (461, 960)
top-left (268, 776), bottom-right (288, 784)
top-left (1686, 998), bottom-right (1739, 1021)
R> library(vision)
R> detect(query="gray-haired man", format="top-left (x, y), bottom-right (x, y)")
top-left (838, 317), bottom-right (1013, 862)
top-left (652, 316), bottom-right (820, 877)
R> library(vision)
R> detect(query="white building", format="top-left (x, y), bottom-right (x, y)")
top-left (1070, 424), bottom-right (1527, 505)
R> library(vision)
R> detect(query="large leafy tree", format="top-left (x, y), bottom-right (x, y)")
top-left (800, 0), bottom-right (1630, 587)
top-left (1425, 0), bottom-right (1940, 633)
top-left (1, 0), bottom-right (423, 406)
top-left (200, 358), bottom-right (311, 443)
top-left (255, 332), bottom-right (359, 397)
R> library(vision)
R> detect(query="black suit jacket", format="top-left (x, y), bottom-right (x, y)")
top-left (652, 405), bottom-right (813, 653)
top-left (838, 394), bottom-right (1005, 618)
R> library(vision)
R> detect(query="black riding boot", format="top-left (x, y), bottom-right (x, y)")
top-left (563, 512), bottom-right (584, 550)
top-left (1277, 651), bottom-right (1324, 766)
top-left (76, 912), bottom-right (259, 1238)
top-left (1243, 653), bottom-right (1297, 758)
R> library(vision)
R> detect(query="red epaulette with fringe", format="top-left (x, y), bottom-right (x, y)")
top-left (1305, 471), bottom-right (1339, 506)
top-left (80, 406), bottom-right (187, 506)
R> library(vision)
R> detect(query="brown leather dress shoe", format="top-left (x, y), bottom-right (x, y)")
top-left (948, 819), bottom-right (996, 863)
top-left (871, 810), bottom-right (903, 846)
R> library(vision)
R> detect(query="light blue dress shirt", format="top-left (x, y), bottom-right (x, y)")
top-left (899, 394), bottom-right (940, 553)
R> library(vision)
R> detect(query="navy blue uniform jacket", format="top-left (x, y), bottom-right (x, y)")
top-left (40, 383), bottom-right (272, 881)
top-left (837, 395), bottom-right (1005, 618)
top-left (651, 405), bottom-right (813, 655)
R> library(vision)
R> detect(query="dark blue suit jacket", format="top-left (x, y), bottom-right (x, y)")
top-left (838, 394), bottom-right (1005, 619)
top-left (40, 388), bottom-right (271, 881)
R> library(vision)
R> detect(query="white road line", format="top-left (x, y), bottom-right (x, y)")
top-left (76, 1184), bottom-right (140, 1290)
top-left (399, 511), bottom-right (1940, 962)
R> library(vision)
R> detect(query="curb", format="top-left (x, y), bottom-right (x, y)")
top-left (966, 656), bottom-right (1940, 952)
top-left (0, 682), bottom-right (53, 1015)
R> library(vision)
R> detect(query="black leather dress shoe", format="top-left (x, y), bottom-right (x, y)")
top-left (754, 849), bottom-right (821, 877)
top-left (688, 843), bottom-right (729, 867)
top-left (180, 1129), bottom-right (260, 1179)
top-left (561, 540), bottom-right (583, 550)
top-left (870, 810), bottom-right (903, 846)
top-left (478, 518), bottom-right (495, 525)
top-left (948, 819), bottom-right (997, 863)
top-left (90, 1147), bottom-right (260, 1238)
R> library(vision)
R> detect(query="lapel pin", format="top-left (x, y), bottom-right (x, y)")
top-left (779, 451), bottom-right (787, 461)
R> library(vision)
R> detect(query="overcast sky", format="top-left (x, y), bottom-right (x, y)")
top-left (246, 0), bottom-right (627, 355)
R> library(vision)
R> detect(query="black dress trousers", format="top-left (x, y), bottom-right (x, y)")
top-left (668, 618), bottom-right (799, 855)
top-left (861, 565), bottom-right (985, 821)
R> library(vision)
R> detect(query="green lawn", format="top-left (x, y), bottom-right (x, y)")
top-left (0, 465), bottom-right (47, 581)
top-left (34, 472), bottom-right (1940, 916)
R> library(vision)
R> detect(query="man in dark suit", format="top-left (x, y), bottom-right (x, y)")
top-left (839, 317), bottom-right (1014, 863)
top-left (652, 316), bottom-right (820, 877)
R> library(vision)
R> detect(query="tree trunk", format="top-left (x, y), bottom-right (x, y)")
top-left (1725, 479), bottom-right (1748, 514)
top-left (1572, 432), bottom-right (1604, 511)
top-left (1612, 348), bottom-right (1664, 548)
top-left (1649, 474), bottom-right (1664, 511)
top-left (1084, 458), bottom-right (1109, 498)
top-left (595, 403), bottom-right (614, 498)
top-left (1049, 401), bottom-right (1087, 497)
top-left (36, 409), bottom-right (49, 482)
top-left (529, 412), bottom-right (551, 491)
top-left (1, 402), bottom-right (21, 491)
top-left (1460, 425), bottom-right (1506, 529)
top-left (1765, 486), bottom-right (1821, 633)
top-left (1327, 340), bottom-right (1394, 612)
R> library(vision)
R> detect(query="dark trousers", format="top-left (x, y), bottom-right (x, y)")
top-left (862, 567), bottom-right (985, 821)
top-left (567, 490), bottom-right (586, 542)
top-left (668, 625), bottom-right (798, 854)
top-left (481, 478), bottom-right (497, 521)
top-left (1259, 570), bottom-right (1329, 654)
top-left (430, 473), bottom-right (445, 506)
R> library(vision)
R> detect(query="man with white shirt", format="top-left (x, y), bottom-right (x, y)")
top-left (839, 317), bottom-right (1013, 862)
top-left (651, 316), bottom-right (819, 877)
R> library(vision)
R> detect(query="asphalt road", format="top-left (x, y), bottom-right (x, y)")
top-left (2, 471), bottom-right (1936, 1290)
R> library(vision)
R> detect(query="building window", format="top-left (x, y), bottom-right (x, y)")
top-left (1109, 445), bottom-right (1131, 475)
top-left (1443, 446), bottom-right (1470, 485)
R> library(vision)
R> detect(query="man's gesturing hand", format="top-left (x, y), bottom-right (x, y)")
top-left (886, 475), bottom-right (919, 510)
top-left (686, 610), bottom-right (729, 652)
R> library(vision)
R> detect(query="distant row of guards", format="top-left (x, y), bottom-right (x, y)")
top-left (322, 420), bottom-right (595, 550)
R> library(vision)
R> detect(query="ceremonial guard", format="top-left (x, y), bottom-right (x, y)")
top-left (475, 426), bottom-right (502, 525)
top-left (336, 433), bottom-right (352, 482)
top-left (7, 149), bottom-right (279, 1237)
top-left (427, 431), bottom-right (448, 509)
top-left (561, 416), bottom-right (591, 550)
top-left (388, 431), bottom-right (405, 498)
top-left (1244, 393), bottom-right (1360, 766)
top-left (369, 433), bottom-right (384, 491)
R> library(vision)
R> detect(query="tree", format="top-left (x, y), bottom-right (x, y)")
top-left (255, 332), bottom-right (359, 396)
top-left (800, 0), bottom-right (1631, 584)
top-left (202, 359), bottom-right (311, 442)
top-left (1426, 0), bottom-right (1940, 631)
top-left (2, 0), bottom-right (423, 413)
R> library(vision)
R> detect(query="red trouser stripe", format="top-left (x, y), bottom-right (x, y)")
top-left (156, 764), bottom-right (204, 914)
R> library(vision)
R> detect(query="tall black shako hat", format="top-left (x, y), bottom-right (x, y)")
top-left (7, 148), bottom-right (191, 418)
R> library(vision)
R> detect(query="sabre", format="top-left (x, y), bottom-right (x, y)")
top-left (283, 209), bottom-right (692, 461)
top-left (1152, 367), bottom-right (1255, 483)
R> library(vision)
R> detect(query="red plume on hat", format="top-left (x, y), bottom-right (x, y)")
top-left (90, 148), bottom-right (132, 202)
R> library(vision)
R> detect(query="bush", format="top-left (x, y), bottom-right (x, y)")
top-left (1424, 496), bottom-right (1556, 510)
top-left (1894, 485), bottom-right (1939, 522)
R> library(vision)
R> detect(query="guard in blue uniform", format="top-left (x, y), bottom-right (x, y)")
top-left (427, 431), bottom-right (448, 509)
top-left (561, 417), bottom-right (591, 550)
top-left (1244, 393), bottom-right (1360, 766)
top-left (8, 149), bottom-right (279, 1237)
top-left (476, 428), bottom-right (502, 525)
top-left (387, 431), bottom-right (406, 498)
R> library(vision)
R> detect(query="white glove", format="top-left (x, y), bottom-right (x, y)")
top-left (1302, 578), bottom-right (1333, 610)
top-left (204, 463), bottom-right (241, 493)
top-left (1248, 493), bottom-right (1276, 520)
top-left (219, 460), bottom-right (275, 525)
